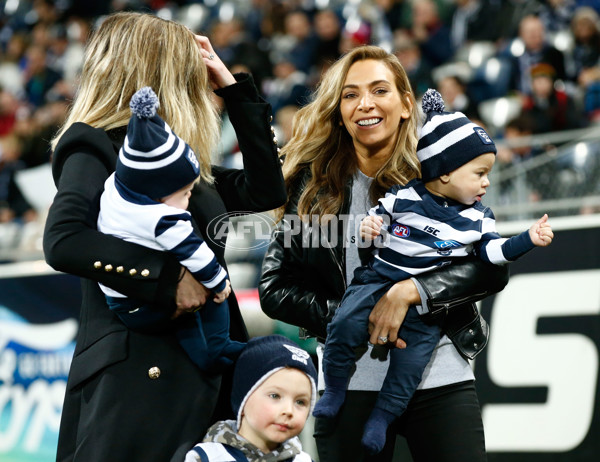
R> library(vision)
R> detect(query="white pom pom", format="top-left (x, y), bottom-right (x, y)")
top-left (421, 88), bottom-right (445, 114)
top-left (130, 87), bottom-right (159, 119)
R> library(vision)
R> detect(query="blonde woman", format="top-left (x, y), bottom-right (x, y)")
top-left (259, 46), bottom-right (508, 462)
top-left (43, 12), bottom-right (285, 462)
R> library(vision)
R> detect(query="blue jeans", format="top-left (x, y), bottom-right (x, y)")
top-left (106, 296), bottom-right (244, 371)
top-left (323, 265), bottom-right (441, 415)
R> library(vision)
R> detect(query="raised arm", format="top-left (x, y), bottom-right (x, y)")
top-left (211, 74), bottom-right (286, 213)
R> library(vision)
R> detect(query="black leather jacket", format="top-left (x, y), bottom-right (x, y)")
top-left (259, 169), bottom-right (509, 360)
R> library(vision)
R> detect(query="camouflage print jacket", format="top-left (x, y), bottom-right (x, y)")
top-left (184, 420), bottom-right (313, 462)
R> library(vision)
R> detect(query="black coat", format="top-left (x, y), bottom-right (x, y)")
top-left (43, 74), bottom-right (285, 462)
top-left (259, 169), bottom-right (509, 360)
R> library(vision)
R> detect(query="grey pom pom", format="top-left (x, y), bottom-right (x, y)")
top-left (421, 88), bottom-right (445, 114)
top-left (130, 87), bottom-right (159, 119)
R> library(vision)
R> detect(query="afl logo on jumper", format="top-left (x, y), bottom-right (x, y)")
top-left (391, 224), bottom-right (410, 237)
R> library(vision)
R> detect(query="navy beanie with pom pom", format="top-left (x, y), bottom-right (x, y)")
top-left (115, 87), bottom-right (200, 199)
top-left (417, 88), bottom-right (496, 182)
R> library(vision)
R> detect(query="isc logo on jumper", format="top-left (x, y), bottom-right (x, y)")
top-left (434, 239), bottom-right (461, 256)
top-left (391, 224), bottom-right (410, 237)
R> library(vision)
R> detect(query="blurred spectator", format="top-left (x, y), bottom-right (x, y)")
top-left (31, 0), bottom-right (61, 27)
top-left (262, 52), bottom-right (311, 115)
top-left (64, 0), bottom-right (112, 19)
top-left (273, 104), bottom-right (299, 147)
top-left (244, 0), bottom-right (270, 42)
top-left (45, 23), bottom-right (69, 76)
top-left (282, 10), bottom-right (319, 75)
top-left (449, 0), bottom-right (502, 51)
top-left (507, 14), bottom-right (567, 95)
top-left (60, 17), bottom-right (90, 83)
top-left (374, 0), bottom-right (412, 31)
top-left (255, 0), bottom-right (289, 40)
top-left (539, 0), bottom-right (577, 33)
top-left (496, 113), bottom-right (552, 204)
top-left (22, 44), bottom-right (62, 108)
top-left (408, 0), bottom-right (454, 68)
top-left (393, 31), bottom-right (433, 99)
top-left (30, 22), bottom-right (52, 49)
top-left (208, 18), bottom-right (272, 91)
top-left (0, 134), bottom-right (36, 224)
top-left (313, 9), bottom-right (342, 72)
top-left (583, 78), bottom-right (600, 122)
top-left (578, 0), bottom-right (600, 15)
top-left (521, 62), bottom-right (586, 133)
top-left (0, 32), bottom-right (27, 97)
top-left (18, 97), bottom-right (68, 168)
top-left (570, 6), bottom-right (600, 78)
top-left (338, 19), bottom-right (371, 55)
top-left (437, 74), bottom-right (481, 120)
top-left (0, 89), bottom-right (20, 136)
top-left (497, 0), bottom-right (544, 42)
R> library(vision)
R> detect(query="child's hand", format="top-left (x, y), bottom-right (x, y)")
top-left (213, 279), bottom-right (231, 303)
top-left (360, 215), bottom-right (384, 241)
top-left (529, 214), bottom-right (554, 247)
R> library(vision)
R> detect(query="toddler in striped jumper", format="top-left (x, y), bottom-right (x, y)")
top-left (97, 87), bottom-right (244, 371)
top-left (313, 89), bottom-right (554, 454)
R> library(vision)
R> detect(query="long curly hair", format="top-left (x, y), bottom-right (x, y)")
top-left (51, 12), bottom-right (219, 183)
top-left (279, 45), bottom-right (421, 220)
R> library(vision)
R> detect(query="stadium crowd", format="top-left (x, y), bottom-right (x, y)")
top-left (1, 0), bottom-right (600, 245)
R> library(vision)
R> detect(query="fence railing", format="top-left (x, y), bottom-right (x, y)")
top-left (485, 126), bottom-right (600, 221)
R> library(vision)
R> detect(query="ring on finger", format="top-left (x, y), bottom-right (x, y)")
top-left (378, 335), bottom-right (388, 343)
top-left (208, 54), bottom-right (214, 60)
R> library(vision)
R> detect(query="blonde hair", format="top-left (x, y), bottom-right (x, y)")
top-left (51, 12), bottom-right (219, 183)
top-left (280, 45), bottom-right (420, 220)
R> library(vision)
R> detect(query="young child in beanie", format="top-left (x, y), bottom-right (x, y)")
top-left (185, 335), bottom-right (317, 461)
top-left (97, 86), bottom-right (244, 371)
top-left (313, 89), bottom-right (554, 454)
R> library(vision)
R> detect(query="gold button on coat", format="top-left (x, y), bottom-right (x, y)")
top-left (148, 367), bottom-right (161, 379)
top-left (94, 261), bottom-right (102, 269)
top-left (116, 266), bottom-right (124, 273)
top-left (104, 264), bottom-right (113, 272)
top-left (141, 269), bottom-right (150, 277)
top-left (129, 269), bottom-right (137, 276)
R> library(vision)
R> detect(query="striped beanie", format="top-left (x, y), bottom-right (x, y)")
top-left (115, 87), bottom-right (200, 199)
top-left (416, 89), bottom-right (496, 182)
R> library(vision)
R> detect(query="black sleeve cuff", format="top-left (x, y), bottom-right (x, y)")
top-left (214, 73), bottom-right (261, 103)
top-left (154, 256), bottom-right (182, 314)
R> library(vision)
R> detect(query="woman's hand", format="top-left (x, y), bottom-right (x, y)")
top-left (368, 279), bottom-right (421, 348)
top-left (171, 269), bottom-right (211, 319)
top-left (194, 35), bottom-right (236, 90)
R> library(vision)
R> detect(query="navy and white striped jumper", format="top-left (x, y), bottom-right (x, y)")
top-left (369, 179), bottom-right (534, 280)
top-left (323, 178), bottom-right (535, 416)
top-left (97, 173), bottom-right (242, 371)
